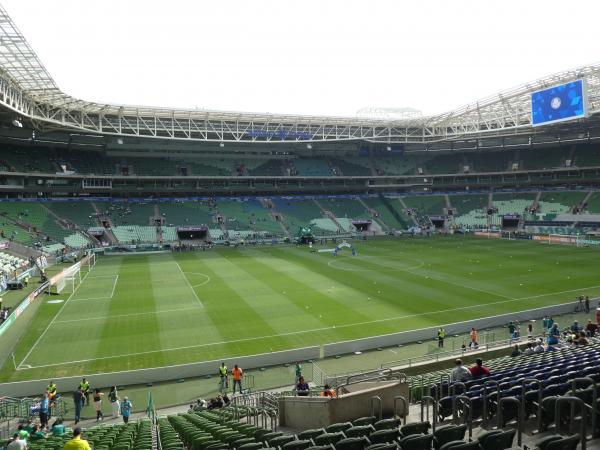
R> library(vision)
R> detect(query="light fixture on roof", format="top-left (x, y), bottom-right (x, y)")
top-left (306, 143), bottom-right (312, 150)
top-left (386, 145), bottom-right (392, 151)
top-left (219, 142), bottom-right (225, 148)
top-left (116, 138), bottom-right (123, 145)
top-left (11, 118), bottom-right (22, 128)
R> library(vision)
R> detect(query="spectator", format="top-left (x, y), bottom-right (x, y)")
top-left (72, 388), bottom-right (84, 425)
top-left (451, 359), bottom-right (472, 382)
top-left (296, 376), bottom-right (310, 396)
top-left (6, 433), bottom-right (26, 450)
top-left (78, 378), bottom-right (90, 406)
top-left (92, 388), bottom-right (104, 422)
top-left (585, 296), bottom-right (591, 313)
top-left (18, 424), bottom-right (30, 441)
top-left (527, 321), bottom-right (534, 340)
top-left (51, 419), bottom-right (64, 437)
top-left (321, 384), bottom-right (337, 397)
top-left (193, 398), bottom-right (207, 411)
top-left (571, 320), bottom-right (580, 333)
top-left (109, 386), bottom-right (120, 419)
top-left (39, 392), bottom-right (49, 429)
top-left (222, 393), bottom-right (230, 406)
top-left (469, 358), bottom-right (490, 379)
top-left (511, 344), bottom-right (522, 357)
top-left (523, 343), bottom-right (535, 355)
top-left (120, 397), bottom-right (132, 424)
top-left (586, 319), bottom-right (598, 337)
top-left (295, 362), bottom-right (302, 384)
top-left (63, 427), bottom-right (91, 450)
top-left (547, 316), bottom-right (554, 329)
top-left (469, 328), bottom-right (478, 349)
top-left (508, 322), bottom-right (516, 339)
top-left (575, 332), bottom-right (589, 346)
top-left (533, 340), bottom-right (545, 353)
top-left (548, 323), bottom-right (560, 345)
top-left (232, 364), bottom-right (243, 394)
top-left (30, 424), bottom-right (45, 441)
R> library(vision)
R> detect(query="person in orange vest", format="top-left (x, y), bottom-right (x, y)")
top-left (232, 364), bottom-right (243, 394)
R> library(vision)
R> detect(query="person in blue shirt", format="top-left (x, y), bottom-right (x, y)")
top-left (547, 323), bottom-right (561, 345)
top-left (120, 397), bottom-right (133, 423)
top-left (39, 392), bottom-right (49, 429)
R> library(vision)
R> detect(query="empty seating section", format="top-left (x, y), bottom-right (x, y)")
top-left (574, 145), bottom-right (600, 166)
top-left (451, 195), bottom-right (489, 229)
top-left (422, 154), bottom-right (464, 174)
top-left (273, 199), bottom-right (326, 234)
top-left (521, 148), bottom-right (567, 170)
top-left (97, 202), bottom-right (156, 226)
top-left (113, 225), bottom-right (157, 243)
top-left (186, 160), bottom-right (231, 176)
top-left (159, 201), bottom-right (215, 226)
top-left (586, 192), bottom-right (600, 213)
top-left (331, 158), bottom-right (371, 176)
top-left (64, 232), bottom-right (91, 248)
top-left (293, 159), bottom-right (333, 176)
top-left (162, 227), bottom-right (178, 242)
top-left (0, 202), bottom-right (71, 244)
top-left (401, 196), bottom-right (446, 217)
top-left (0, 219), bottom-right (36, 245)
top-left (129, 157), bottom-right (175, 176)
top-left (361, 197), bottom-right (409, 229)
top-left (0, 147), bottom-right (56, 173)
top-left (41, 243), bottom-right (66, 254)
top-left (217, 200), bottom-right (281, 234)
top-left (247, 159), bottom-right (284, 176)
top-left (468, 151), bottom-right (511, 172)
top-left (67, 152), bottom-right (118, 175)
top-left (538, 192), bottom-right (586, 213)
top-left (46, 202), bottom-right (98, 229)
top-left (490, 194), bottom-right (534, 226)
top-left (320, 198), bottom-right (371, 220)
top-left (373, 156), bottom-right (415, 175)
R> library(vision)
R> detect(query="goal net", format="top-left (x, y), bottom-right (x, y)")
top-left (548, 234), bottom-right (578, 245)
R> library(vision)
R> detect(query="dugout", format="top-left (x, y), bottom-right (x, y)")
top-left (502, 214), bottom-right (520, 230)
top-left (429, 215), bottom-right (447, 229)
top-left (176, 226), bottom-right (208, 240)
top-left (351, 219), bottom-right (372, 232)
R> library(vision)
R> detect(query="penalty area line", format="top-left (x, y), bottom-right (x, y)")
top-left (175, 262), bottom-right (204, 308)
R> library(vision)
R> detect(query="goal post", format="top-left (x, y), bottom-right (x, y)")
top-left (547, 234), bottom-right (578, 245)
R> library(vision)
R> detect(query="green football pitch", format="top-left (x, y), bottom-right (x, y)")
top-left (3, 236), bottom-right (600, 382)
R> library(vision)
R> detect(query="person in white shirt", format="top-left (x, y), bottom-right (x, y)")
top-left (450, 359), bottom-right (472, 382)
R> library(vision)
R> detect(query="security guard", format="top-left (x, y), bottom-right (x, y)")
top-left (218, 363), bottom-right (228, 393)
top-left (79, 378), bottom-right (90, 405)
top-left (437, 327), bottom-right (445, 348)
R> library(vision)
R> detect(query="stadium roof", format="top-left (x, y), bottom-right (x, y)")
top-left (0, 4), bottom-right (600, 144)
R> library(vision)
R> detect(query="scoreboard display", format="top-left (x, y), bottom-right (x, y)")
top-left (531, 79), bottom-right (587, 126)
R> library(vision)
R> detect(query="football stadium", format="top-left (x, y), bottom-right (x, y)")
top-left (1, 2), bottom-right (600, 450)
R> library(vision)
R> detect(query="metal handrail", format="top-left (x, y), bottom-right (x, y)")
top-left (420, 395), bottom-right (438, 432)
top-left (453, 395), bottom-right (473, 438)
top-left (570, 377), bottom-right (597, 438)
top-left (483, 380), bottom-right (500, 426)
top-left (498, 396), bottom-right (523, 447)
top-left (555, 396), bottom-right (586, 450)
top-left (370, 396), bottom-right (383, 420)
top-left (521, 378), bottom-right (542, 433)
top-left (393, 396), bottom-right (408, 424)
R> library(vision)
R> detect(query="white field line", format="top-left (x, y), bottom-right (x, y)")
top-left (18, 284), bottom-right (600, 370)
top-left (54, 306), bottom-right (201, 324)
top-left (69, 274), bottom-right (119, 302)
top-left (175, 262), bottom-right (204, 308)
top-left (18, 267), bottom-right (96, 369)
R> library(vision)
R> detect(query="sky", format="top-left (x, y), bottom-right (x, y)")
top-left (3, 0), bottom-right (598, 117)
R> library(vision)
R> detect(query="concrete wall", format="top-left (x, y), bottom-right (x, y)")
top-left (279, 381), bottom-right (409, 428)
top-left (0, 346), bottom-right (320, 398)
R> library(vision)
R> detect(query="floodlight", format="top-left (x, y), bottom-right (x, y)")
top-left (11, 118), bottom-right (22, 127)
top-left (306, 143), bottom-right (312, 149)
top-left (219, 142), bottom-right (225, 148)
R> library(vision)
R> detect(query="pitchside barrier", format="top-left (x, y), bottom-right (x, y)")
top-left (0, 299), bottom-right (591, 397)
